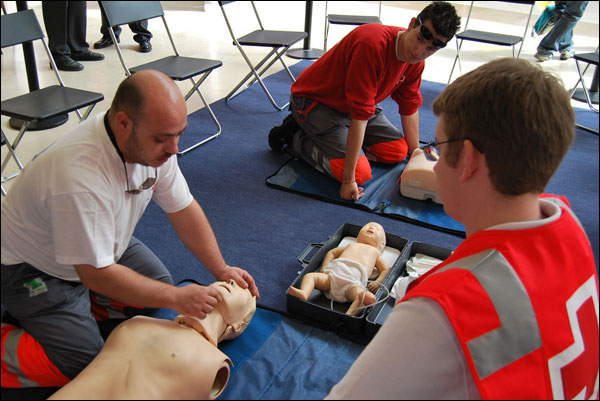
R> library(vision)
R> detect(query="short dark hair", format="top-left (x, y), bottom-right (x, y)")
top-left (110, 74), bottom-right (146, 123)
top-left (417, 1), bottom-right (461, 40)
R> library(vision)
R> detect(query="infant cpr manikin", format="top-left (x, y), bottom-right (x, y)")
top-left (398, 148), bottom-right (441, 204)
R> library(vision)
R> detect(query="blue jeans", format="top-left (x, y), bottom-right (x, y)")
top-left (537, 1), bottom-right (589, 55)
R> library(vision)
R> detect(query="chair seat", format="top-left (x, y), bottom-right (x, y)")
top-left (574, 52), bottom-right (599, 66)
top-left (457, 29), bottom-right (523, 46)
top-left (237, 30), bottom-right (307, 47)
top-left (327, 14), bottom-right (381, 25)
top-left (130, 56), bottom-right (223, 81)
top-left (1, 85), bottom-right (104, 121)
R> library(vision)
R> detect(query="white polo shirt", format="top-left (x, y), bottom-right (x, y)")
top-left (1, 113), bottom-right (193, 281)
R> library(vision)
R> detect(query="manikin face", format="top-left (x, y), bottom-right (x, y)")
top-left (211, 280), bottom-right (257, 331)
top-left (175, 280), bottom-right (256, 345)
top-left (357, 222), bottom-right (386, 251)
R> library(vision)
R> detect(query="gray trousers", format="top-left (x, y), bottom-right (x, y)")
top-left (1, 236), bottom-right (172, 380)
top-left (289, 95), bottom-right (406, 184)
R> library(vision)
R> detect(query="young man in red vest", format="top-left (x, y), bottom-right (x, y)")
top-left (327, 58), bottom-right (599, 399)
top-left (269, 2), bottom-right (461, 201)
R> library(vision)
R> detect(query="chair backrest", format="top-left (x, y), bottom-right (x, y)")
top-left (99, 1), bottom-right (180, 76)
top-left (1, 9), bottom-right (68, 88)
top-left (218, 1), bottom-right (265, 35)
top-left (1, 9), bottom-right (44, 49)
top-left (99, 1), bottom-right (163, 27)
top-left (324, 1), bottom-right (382, 21)
top-left (462, 1), bottom-right (535, 36)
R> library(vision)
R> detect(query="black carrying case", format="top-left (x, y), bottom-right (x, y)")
top-left (286, 223), bottom-right (453, 341)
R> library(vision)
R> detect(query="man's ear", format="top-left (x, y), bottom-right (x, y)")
top-left (408, 17), bottom-right (417, 30)
top-left (115, 111), bottom-right (132, 135)
top-left (458, 140), bottom-right (481, 183)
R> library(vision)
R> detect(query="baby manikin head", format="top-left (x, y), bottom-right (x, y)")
top-left (357, 222), bottom-right (386, 252)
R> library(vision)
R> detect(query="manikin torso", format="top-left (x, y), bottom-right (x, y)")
top-left (49, 316), bottom-right (231, 400)
top-left (49, 280), bottom-right (256, 400)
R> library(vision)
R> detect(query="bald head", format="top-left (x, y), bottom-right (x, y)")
top-left (109, 70), bottom-right (186, 124)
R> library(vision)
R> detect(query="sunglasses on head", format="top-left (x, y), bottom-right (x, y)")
top-left (417, 16), bottom-right (447, 49)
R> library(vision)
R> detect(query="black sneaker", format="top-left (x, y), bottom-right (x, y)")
top-left (269, 114), bottom-right (299, 151)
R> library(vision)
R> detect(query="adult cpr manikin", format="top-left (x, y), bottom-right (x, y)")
top-left (49, 280), bottom-right (256, 400)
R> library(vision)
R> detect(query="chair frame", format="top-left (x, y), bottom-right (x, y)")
top-left (99, 1), bottom-right (222, 155)
top-left (323, 0), bottom-right (382, 52)
top-left (568, 48), bottom-right (599, 135)
top-left (1, 9), bottom-right (102, 194)
top-left (569, 49), bottom-right (599, 114)
top-left (447, 1), bottom-right (535, 84)
top-left (218, 1), bottom-right (307, 111)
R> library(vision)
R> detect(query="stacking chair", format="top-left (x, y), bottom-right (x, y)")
top-left (99, 1), bottom-right (223, 155)
top-left (218, 1), bottom-right (308, 111)
top-left (1, 9), bottom-right (104, 193)
top-left (447, 1), bottom-right (535, 84)
top-left (569, 49), bottom-right (599, 135)
top-left (569, 50), bottom-right (599, 114)
top-left (324, 1), bottom-right (382, 52)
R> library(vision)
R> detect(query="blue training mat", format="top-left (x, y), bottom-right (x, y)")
top-left (155, 304), bottom-right (364, 400)
top-left (267, 158), bottom-right (466, 236)
top-left (151, 281), bottom-right (364, 400)
top-left (219, 308), bottom-right (364, 400)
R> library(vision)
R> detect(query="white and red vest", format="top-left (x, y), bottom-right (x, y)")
top-left (401, 196), bottom-right (599, 399)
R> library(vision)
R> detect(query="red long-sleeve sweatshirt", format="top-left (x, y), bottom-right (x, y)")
top-left (291, 23), bottom-right (424, 121)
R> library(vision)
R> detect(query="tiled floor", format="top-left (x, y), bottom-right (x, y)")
top-left (2, 1), bottom-right (598, 195)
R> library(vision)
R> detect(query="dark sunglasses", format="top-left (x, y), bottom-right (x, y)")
top-left (417, 16), bottom-right (447, 49)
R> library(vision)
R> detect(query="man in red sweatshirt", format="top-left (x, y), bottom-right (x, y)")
top-left (269, 2), bottom-right (460, 201)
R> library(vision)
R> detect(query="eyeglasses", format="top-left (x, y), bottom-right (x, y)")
top-left (420, 138), bottom-right (466, 160)
top-left (417, 16), bottom-right (447, 49)
top-left (124, 163), bottom-right (157, 195)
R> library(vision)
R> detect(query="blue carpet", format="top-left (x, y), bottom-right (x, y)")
top-left (133, 59), bottom-right (599, 313)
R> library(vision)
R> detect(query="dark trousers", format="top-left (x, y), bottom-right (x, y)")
top-left (100, 10), bottom-right (152, 43)
top-left (42, 1), bottom-right (89, 59)
top-left (1, 236), bottom-right (172, 381)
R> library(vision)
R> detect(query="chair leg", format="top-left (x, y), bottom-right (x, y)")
top-left (1, 125), bottom-right (28, 185)
top-left (324, 19), bottom-right (330, 52)
top-left (178, 74), bottom-right (222, 155)
top-left (226, 47), bottom-right (294, 111)
top-left (226, 47), bottom-right (280, 99)
top-left (574, 59), bottom-right (598, 113)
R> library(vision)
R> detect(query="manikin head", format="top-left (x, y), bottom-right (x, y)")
top-left (357, 222), bottom-right (386, 252)
top-left (175, 280), bottom-right (256, 346)
top-left (212, 280), bottom-right (257, 341)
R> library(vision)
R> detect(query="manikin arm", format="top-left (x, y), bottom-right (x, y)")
top-left (367, 256), bottom-right (390, 293)
top-left (320, 246), bottom-right (346, 270)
